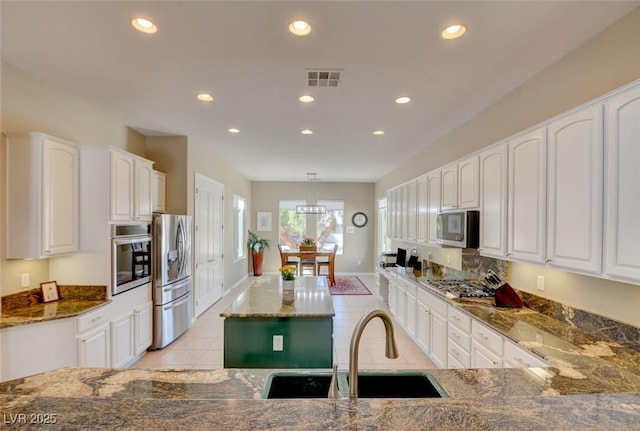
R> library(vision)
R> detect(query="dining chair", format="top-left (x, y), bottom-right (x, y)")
top-left (316, 243), bottom-right (337, 282)
top-left (278, 244), bottom-right (300, 273)
top-left (299, 245), bottom-right (317, 276)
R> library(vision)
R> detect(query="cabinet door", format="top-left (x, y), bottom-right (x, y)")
top-left (441, 164), bottom-right (458, 210)
top-left (426, 171), bottom-right (441, 244)
top-left (111, 314), bottom-right (135, 368)
top-left (547, 104), bottom-right (603, 274)
top-left (110, 151), bottom-right (135, 221)
top-left (399, 184), bottom-right (408, 240)
top-left (135, 160), bottom-right (153, 221)
top-left (507, 128), bottom-right (547, 263)
top-left (152, 171), bottom-right (167, 213)
top-left (134, 302), bottom-right (153, 355)
top-left (605, 85), bottom-right (640, 281)
top-left (415, 300), bottom-right (430, 354)
top-left (387, 190), bottom-right (395, 239)
top-left (78, 324), bottom-right (111, 367)
top-left (406, 181), bottom-right (417, 241)
top-left (396, 284), bottom-right (407, 327)
top-left (405, 292), bottom-right (417, 338)
top-left (458, 155), bottom-right (479, 209)
top-left (416, 175), bottom-right (428, 242)
top-left (429, 310), bottom-right (447, 369)
top-left (388, 281), bottom-right (398, 317)
top-left (42, 137), bottom-right (79, 255)
top-left (471, 340), bottom-right (502, 368)
top-left (479, 144), bottom-right (508, 258)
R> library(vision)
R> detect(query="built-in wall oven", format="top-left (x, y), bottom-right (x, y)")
top-left (111, 223), bottom-right (152, 296)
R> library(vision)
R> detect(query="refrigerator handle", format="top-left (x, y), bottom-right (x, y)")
top-left (177, 218), bottom-right (186, 277)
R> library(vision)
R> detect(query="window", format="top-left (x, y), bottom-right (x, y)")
top-left (279, 200), bottom-right (344, 255)
top-left (316, 200), bottom-right (344, 255)
top-left (279, 200), bottom-right (307, 248)
top-left (233, 195), bottom-right (246, 261)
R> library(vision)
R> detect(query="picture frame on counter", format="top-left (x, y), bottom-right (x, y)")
top-left (40, 281), bottom-right (61, 303)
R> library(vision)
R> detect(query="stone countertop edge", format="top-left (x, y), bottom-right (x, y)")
top-left (0, 300), bottom-right (111, 329)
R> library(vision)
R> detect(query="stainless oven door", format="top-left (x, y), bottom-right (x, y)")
top-left (112, 236), bottom-right (152, 295)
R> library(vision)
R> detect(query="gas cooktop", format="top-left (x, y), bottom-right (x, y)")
top-left (423, 280), bottom-right (493, 299)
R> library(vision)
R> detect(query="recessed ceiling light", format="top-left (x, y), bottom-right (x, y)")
top-left (289, 20), bottom-right (311, 36)
top-left (373, 130), bottom-right (385, 136)
top-left (442, 24), bottom-right (466, 39)
top-left (131, 18), bottom-right (157, 34)
top-left (228, 128), bottom-right (240, 134)
top-left (395, 96), bottom-right (411, 104)
top-left (301, 129), bottom-right (313, 135)
top-left (299, 95), bottom-right (315, 103)
top-left (196, 93), bottom-right (213, 102)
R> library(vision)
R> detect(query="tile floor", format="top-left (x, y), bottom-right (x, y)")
top-left (132, 274), bottom-right (435, 371)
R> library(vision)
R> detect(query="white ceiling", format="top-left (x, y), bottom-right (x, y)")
top-left (2, 1), bottom-right (638, 182)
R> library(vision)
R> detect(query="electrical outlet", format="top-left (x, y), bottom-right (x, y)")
top-left (21, 273), bottom-right (30, 288)
top-left (536, 275), bottom-right (545, 291)
top-left (273, 335), bottom-right (283, 352)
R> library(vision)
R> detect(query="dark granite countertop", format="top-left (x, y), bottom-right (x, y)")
top-left (0, 285), bottom-right (110, 329)
top-left (0, 368), bottom-right (638, 430)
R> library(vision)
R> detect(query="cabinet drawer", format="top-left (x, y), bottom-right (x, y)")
top-left (448, 306), bottom-right (471, 332)
top-left (447, 340), bottom-right (470, 367)
top-left (77, 305), bottom-right (111, 333)
top-left (418, 288), bottom-right (447, 316)
top-left (447, 323), bottom-right (470, 352)
top-left (504, 340), bottom-right (548, 368)
top-left (471, 321), bottom-right (503, 356)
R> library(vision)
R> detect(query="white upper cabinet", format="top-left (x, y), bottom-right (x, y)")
top-left (6, 133), bottom-right (79, 258)
top-left (416, 175), bottom-right (429, 243)
top-left (426, 170), bottom-right (441, 244)
top-left (507, 128), bottom-right (547, 264)
top-left (110, 149), bottom-right (153, 222)
top-left (406, 181), bottom-right (417, 241)
top-left (440, 163), bottom-right (458, 210)
top-left (604, 84), bottom-right (640, 281)
top-left (479, 143), bottom-right (508, 258)
top-left (458, 155), bottom-right (480, 209)
top-left (547, 103), bottom-right (603, 274)
top-left (152, 170), bottom-right (167, 213)
top-left (441, 155), bottom-right (479, 211)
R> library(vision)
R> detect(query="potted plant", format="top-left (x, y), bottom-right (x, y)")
top-left (247, 231), bottom-right (271, 276)
top-left (279, 265), bottom-right (297, 302)
top-left (300, 237), bottom-right (316, 247)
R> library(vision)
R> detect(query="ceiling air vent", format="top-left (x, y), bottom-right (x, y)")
top-left (306, 69), bottom-right (342, 87)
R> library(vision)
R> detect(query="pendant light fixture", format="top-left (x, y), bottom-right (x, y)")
top-left (296, 173), bottom-right (326, 214)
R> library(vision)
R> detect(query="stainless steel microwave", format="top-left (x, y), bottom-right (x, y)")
top-left (436, 210), bottom-right (480, 248)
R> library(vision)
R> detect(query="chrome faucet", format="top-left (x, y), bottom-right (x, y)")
top-left (348, 309), bottom-right (399, 399)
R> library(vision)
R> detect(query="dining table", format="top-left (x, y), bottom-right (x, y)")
top-left (280, 246), bottom-right (337, 286)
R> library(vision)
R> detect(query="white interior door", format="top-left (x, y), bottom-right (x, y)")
top-left (194, 173), bottom-right (224, 317)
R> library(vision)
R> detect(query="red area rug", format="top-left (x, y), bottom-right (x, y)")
top-left (328, 276), bottom-right (372, 295)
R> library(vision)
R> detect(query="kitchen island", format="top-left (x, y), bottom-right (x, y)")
top-left (0, 367), bottom-right (638, 430)
top-left (220, 276), bottom-right (335, 368)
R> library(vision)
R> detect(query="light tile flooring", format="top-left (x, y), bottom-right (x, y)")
top-left (132, 274), bottom-right (435, 371)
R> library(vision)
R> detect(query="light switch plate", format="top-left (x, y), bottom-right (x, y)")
top-left (273, 335), bottom-right (283, 351)
top-left (536, 275), bottom-right (545, 291)
top-left (21, 273), bottom-right (30, 288)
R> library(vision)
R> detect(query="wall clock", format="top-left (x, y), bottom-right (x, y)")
top-left (352, 212), bottom-right (368, 228)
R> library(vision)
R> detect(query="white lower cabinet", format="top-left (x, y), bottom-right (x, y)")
top-left (447, 306), bottom-right (471, 368)
top-left (470, 321), bottom-right (504, 368)
top-left (134, 302), bottom-right (153, 356)
top-left (503, 340), bottom-right (548, 368)
top-left (111, 314), bottom-right (135, 368)
top-left (415, 288), bottom-right (448, 368)
top-left (77, 323), bottom-right (111, 367)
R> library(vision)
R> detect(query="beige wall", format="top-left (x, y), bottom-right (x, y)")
top-left (375, 8), bottom-right (640, 327)
top-left (251, 181), bottom-right (375, 274)
top-left (145, 136), bottom-right (189, 215)
top-left (1, 61), bottom-right (145, 296)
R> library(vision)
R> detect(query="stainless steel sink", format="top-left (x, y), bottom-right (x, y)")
top-left (262, 370), bottom-right (448, 399)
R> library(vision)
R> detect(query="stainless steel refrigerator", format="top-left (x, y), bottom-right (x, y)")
top-left (150, 214), bottom-right (193, 350)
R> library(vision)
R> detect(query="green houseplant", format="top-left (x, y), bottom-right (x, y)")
top-left (247, 231), bottom-right (271, 276)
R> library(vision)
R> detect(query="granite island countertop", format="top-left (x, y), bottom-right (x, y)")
top-left (0, 368), bottom-right (638, 430)
top-left (219, 275), bottom-right (334, 318)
